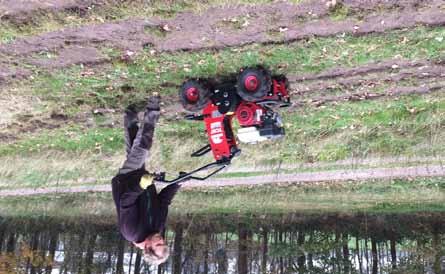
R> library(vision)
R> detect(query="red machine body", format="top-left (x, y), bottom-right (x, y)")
top-left (202, 104), bottom-right (237, 160)
top-left (180, 67), bottom-right (291, 162)
top-left (236, 102), bottom-right (264, 127)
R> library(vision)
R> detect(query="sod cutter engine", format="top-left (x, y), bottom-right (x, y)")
top-left (154, 67), bottom-right (291, 184)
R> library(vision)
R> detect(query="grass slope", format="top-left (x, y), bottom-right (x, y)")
top-left (27, 26), bottom-right (445, 111)
top-left (0, 26), bottom-right (444, 188)
top-left (0, 92), bottom-right (443, 189)
top-left (0, 177), bottom-right (444, 218)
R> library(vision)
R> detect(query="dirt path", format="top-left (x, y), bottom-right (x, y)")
top-left (0, 164), bottom-right (443, 197)
top-left (1, 0), bottom-right (445, 85)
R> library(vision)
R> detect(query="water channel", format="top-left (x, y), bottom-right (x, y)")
top-left (0, 212), bottom-right (444, 273)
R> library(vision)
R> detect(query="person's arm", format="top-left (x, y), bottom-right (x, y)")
top-left (111, 176), bottom-right (146, 242)
top-left (119, 173), bottom-right (154, 208)
top-left (157, 183), bottom-right (181, 228)
top-left (119, 178), bottom-right (145, 208)
top-left (117, 175), bottom-right (154, 242)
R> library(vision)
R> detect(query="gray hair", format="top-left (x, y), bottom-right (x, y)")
top-left (144, 245), bottom-right (170, 266)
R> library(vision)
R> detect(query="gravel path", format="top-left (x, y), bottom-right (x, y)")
top-left (1, 164), bottom-right (443, 197)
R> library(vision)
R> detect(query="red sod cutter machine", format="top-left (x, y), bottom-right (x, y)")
top-left (154, 66), bottom-right (291, 184)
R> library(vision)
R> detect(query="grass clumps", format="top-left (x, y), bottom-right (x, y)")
top-left (0, 126), bottom-right (123, 156)
top-left (0, 92), bottom-right (443, 185)
top-left (22, 26), bottom-right (445, 112)
top-left (249, 93), bottom-right (445, 164)
top-left (328, 1), bottom-right (350, 21)
top-left (173, 177), bottom-right (445, 215)
top-left (0, 177), bottom-right (443, 218)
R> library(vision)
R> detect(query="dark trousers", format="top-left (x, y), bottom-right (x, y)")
top-left (119, 99), bottom-right (160, 175)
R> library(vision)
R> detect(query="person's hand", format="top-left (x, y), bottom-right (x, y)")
top-left (140, 174), bottom-right (155, 189)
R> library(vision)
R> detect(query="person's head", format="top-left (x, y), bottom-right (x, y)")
top-left (134, 233), bottom-right (169, 266)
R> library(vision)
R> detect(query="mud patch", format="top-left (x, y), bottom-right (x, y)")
top-left (290, 59), bottom-right (445, 95)
top-left (0, 19), bottom-right (160, 55)
top-left (0, 63), bottom-right (31, 85)
top-left (287, 59), bottom-right (445, 106)
top-left (0, 109), bottom-right (96, 144)
top-left (0, 93), bottom-right (39, 128)
top-left (2, 118), bottom-right (61, 143)
top-left (0, 0), bottom-right (98, 24)
top-left (1, 0), bottom-right (445, 85)
top-left (29, 46), bottom-right (109, 69)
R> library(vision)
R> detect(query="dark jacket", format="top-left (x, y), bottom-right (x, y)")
top-left (111, 169), bottom-right (180, 243)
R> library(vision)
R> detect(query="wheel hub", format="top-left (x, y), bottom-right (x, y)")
top-left (185, 87), bottom-right (199, 102)
top-left (244, 75), bottom-right (258, 92)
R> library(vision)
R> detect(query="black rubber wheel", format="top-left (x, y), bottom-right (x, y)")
top-left (236, 67), bottom-right (272, 102)
top-left (179, 80), bottom-right (211, 112)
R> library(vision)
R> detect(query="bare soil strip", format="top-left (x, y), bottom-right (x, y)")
top-left (0, 0), bottom-right (432, 25)
top-left (0, 0), bottom-right (98, 24)
top-left (0, 164), bottom-right (443, 197)
top-left (1, 0), bottom-right (445, 85)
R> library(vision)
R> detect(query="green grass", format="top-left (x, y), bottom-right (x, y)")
top-left (0, 125), bottom-right (123, 155)
top-left (329, 2), bottom-right (351, 21)
top-left (2, 26), bottom-right (444, 187)
top-left (3, 93), bottom-right (445, 163)
top-left (20, 25), bottom-right (445, 113)
top-left (175, 177), bottom-right (445, 214)
top-left (0, 192), bottom-right (115, 219)
top-left (0, 177), bottom-right (444, 218)
top-left (280, 93), bottom-right (445, 162)
top-left (0, 92), bottom-right (443, 188)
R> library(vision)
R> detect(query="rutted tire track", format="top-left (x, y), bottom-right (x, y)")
top-left (286, 59), bottom-right (445, 106)
top-left (1, 0), bottom-right (445, 85)
top-left (161, 58), bottom-right (445, 114)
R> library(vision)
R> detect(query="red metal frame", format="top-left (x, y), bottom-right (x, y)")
top-left (202, 103), bottom-right (237, 160)
top-left (264, 79), bottom-right (290, 100)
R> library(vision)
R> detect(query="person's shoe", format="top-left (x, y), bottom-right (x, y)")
top-left (124, 104), bottom-right (139, 128)
top-left (145, 96), bottom-right (161, 111)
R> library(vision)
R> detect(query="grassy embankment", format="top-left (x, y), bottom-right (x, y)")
top-left (0, 26), bottom-right (444, 190)
top-left (0, 177), bottom-right (444, 219)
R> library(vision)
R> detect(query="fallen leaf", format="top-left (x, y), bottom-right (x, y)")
top-left (162, 24), bottom-right (171, 32)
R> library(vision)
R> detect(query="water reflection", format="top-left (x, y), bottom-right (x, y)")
top-left (0, 213), bottom-right (444, 273)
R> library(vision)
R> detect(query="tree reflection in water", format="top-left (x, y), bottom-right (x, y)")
top-left (0, 213), bottom-right (444, 274)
